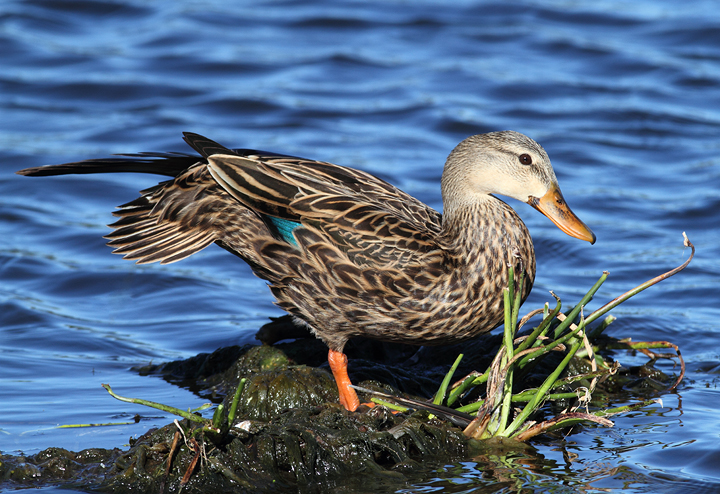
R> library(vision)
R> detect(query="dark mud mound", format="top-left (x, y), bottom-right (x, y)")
top-left (2, 342), bottom-right (491, 493)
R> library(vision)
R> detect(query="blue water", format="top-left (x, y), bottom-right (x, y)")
top-left (1, 0), bottom-right (719, 492)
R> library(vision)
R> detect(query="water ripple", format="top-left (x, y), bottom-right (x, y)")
top-left (1, 0), bottom-right (719, 490)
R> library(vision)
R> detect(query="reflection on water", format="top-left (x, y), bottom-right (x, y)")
top-left (402, 444), bottom-right (716, 493)
top-left (1, 0), bottom-right (720, 492)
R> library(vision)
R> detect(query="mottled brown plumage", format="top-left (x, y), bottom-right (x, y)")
top-left (17, 131), bottom-right (595, 411)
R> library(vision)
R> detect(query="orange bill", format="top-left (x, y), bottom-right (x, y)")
top-left (528, 185), bottom-right (596, 244)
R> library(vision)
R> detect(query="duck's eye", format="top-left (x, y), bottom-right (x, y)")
top-left (519, 154), bottom-right (532, 165)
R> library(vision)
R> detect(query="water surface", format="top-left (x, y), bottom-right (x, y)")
top-left (1, 0), bottom-right (719, 492)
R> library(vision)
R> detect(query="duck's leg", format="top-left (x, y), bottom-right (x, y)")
top-left (328, 349), bottom-right (360, 411)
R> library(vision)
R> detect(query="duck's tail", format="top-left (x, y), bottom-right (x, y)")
top-left (16, 152), bottom-right (203, 178)
top-left (16, 133), bottom-right (296, 179)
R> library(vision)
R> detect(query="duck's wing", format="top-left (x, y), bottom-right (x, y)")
top-left (101, 133), bottom-right (313, 266)
top-left (16, 136), bottom-right (287, 266)
top-left (193, 134), bottom-right (443, 267)
top-left (18, 132), bottom-right (444, 269)
top-left (103, 165), bottom-right (243, 264)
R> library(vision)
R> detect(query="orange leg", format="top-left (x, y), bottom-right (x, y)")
top-left (327, 349), bottom-right (360, 412)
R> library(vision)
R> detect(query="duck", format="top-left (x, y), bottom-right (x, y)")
top-left (17, 131), bottom-right (595, 411)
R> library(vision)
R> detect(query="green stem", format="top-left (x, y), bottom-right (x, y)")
top-left (517, 317), bottom-right (586, 370)
top-left (447, 371), bottom-right (488, 407)
top-left (516, 297), bottom-right (562, 354)
top-left (433, 354), bottom-right (464, 405)
top-left (102, 384), bottom-right (207, 424)
top-left (511, 270), bottom-right (525, 334)
top-left (57, 421), bottom-right (137, 428)
top-left (512, 391), bottom-right (583, 403)
top-left (585, 234), bottom-right (694, 326)
top-left (553, 272), bottom-right (608, 339)
top-left (371, 398), bottom-right (409, 412)
top-left (585, 314), bottom-right (617, 340)
top-left (228, 378), bottom-right (246, 424)
top-left (457, 389), bottom-right (591, 414)
top-left (594, 400), bottom-right (658, 417)
top-left (504, 337), bottom-right (584, 437)
top-left (498, 282), bottom-right (515, 435)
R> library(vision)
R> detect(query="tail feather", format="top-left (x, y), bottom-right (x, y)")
top-left (182, 132), bottom-right (235, 158)
top-left (16, 141), bottom-right (297, 179)
top-left (15, 133), bottom-right (298, 267)
top-left (16, 153), bottom-right (201, 178)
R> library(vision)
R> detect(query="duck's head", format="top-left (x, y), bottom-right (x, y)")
top-left (442, 130), bottom-right (596, 244)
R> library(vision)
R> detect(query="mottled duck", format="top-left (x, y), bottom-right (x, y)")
top-left (18, 131), bottom-right (595, 411)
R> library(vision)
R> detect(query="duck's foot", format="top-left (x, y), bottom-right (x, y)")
top-left (327, 349), bottom-right (360, 411)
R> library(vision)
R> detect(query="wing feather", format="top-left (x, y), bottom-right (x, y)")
top-left (205, 153), bottom-right (443, 266)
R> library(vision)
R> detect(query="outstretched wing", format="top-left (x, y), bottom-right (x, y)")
top-left (195, 136), bottom-right (443, 267)
top-left (104, 165), bottom-right (238, 264)
top-left (19, 132), bottom-right (445, 270)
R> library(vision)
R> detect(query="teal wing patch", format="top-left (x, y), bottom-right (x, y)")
top-left (265, 216), bottom-right (300, 246)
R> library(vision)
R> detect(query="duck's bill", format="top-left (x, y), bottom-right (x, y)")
top-left (528, 186), bottom-right (596, 244)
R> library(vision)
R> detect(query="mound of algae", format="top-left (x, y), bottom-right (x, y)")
top-left (2, 342), bottom-right (501, 493)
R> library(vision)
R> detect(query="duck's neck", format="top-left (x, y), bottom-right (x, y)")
top-left (441, 195), bottom-right (507, 246)
top-left (440, 195), bottom-right (536, 281)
